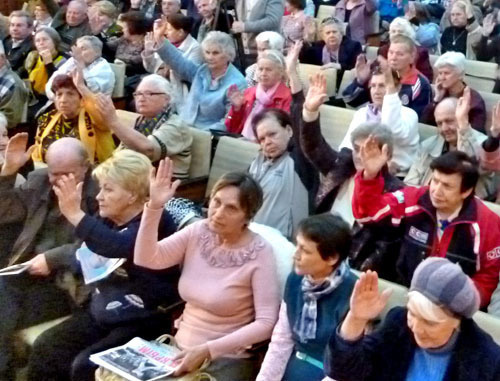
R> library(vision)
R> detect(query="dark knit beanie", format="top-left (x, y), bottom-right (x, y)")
top-left (410, 257), bottom-right (480, 318)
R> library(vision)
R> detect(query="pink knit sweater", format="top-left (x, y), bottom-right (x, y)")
top-left (134, 204), bottom-right (281, 359)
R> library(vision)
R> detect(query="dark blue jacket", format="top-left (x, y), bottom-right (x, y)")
top-left (299, 38), bottom-right (362, 71)
top-left (326, 307), bottom-right (500, 381)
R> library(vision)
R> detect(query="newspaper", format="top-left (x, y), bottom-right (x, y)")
top-left (0, 262), bottom-right (31, 276)
top-left (76, 243), bottom-right (126, 285)
top-left (90, 337), bottom-right (181, 381)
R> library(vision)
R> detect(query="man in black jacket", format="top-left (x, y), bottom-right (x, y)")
top-left (2, 11), bottom-right (34, 75)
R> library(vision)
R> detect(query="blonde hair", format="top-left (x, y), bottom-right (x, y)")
top-left (93, 149), bottom-right (152, 203)
top-left (407, 291), bottom-right (460, 324)
top-left (93, 0), bottom-right (118, 19)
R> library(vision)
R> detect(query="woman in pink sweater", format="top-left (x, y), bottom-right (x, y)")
top-left (134, 160), bottom-right (281, 380)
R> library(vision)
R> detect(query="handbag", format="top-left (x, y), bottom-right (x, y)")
top-left (95, 334), bottom-right (216, 381)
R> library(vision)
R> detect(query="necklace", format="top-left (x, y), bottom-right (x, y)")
top-left (451, 28), bottom-right (466, 46)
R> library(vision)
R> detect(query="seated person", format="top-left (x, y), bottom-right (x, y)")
top-left (326, 259), bottom-right (500, 380)
top-left (441, 0), bottom-right (482, 59)
top-left (231, 0), bottom-right (284, 54)
top-left (161, 0), bottom-right (182, 17)
top-left (27, 149), bottom-right (181, 381)
top-left (245, 31), bottom-right (284, 87)
top-left (24, 27), bottom-right (68, 118)
top-left (406, 93), bottom-right (493, 199)
top-left (299, 17), bottom-right (361, 73)
top-left (41, 0), bottom-right (92, 52)
top-left (226, 50), bottom-right (291, 139)
top-left (0, 112), bottom-right (24, 186)
top-left (339, 60), bottom-right (419, 178)
top-left (281, 0), bottom-right (316, 51)
top-left (2, 11), bottom-right (34, 75)
top-left (257, 213), bottom-right (357, 381)
top-left (152, 27), bottom-right (247, 131)
top-left (0, 136), bottom-right (99, 380)
top-left (343, 34), bottom-right (432, 117)
top-left (142, 13), bottom-right (202, 106)
top-left (88, 1), bottom-right (123, 62)
top-left (128, 0), bottom-right (158, 20)
top-left (134, 168), bottom-right (281, 379)
top-left (422, 52), bottom-right (486, 133)
top-left (34, 73), bottom-right (115, 164)
top-left (440, 0), bottom-right (483, 31)
top-left (477, 12), bottom-right (500, 67)
top-left (378, 0), bottom-right (407, 22)
top-left (192, 0), bottom-right (233, 42)
top-left (46, 35), bottom-right (115, 98)
top-left (33, 1), bottom-right (53, 32)
top-left (377, 17), bottom-right (433, 82)
top-left (83, 74), bottom-right (193, 179)
top-left (353, 139), bottom-right (500, 307)
top-left (0, 47), bottom-right (29, 129)
top-left (405, 1), bottom-right (440, 54)
top-left (335, 0), bottom-right (378, 45)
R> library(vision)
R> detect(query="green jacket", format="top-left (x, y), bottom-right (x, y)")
top-left (0, 68), bottom-right (28, 129)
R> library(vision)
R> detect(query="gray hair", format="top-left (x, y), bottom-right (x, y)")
top-left (67, 0), bottom-right (88, 12)
top-left (350, 123), bottom-right (394, 158)
top-left (201, 31), bottom-right (236, 62)
top-left (139, 74), bottom-right (177, 109)
top-left (35, 27), bottom-right (62, 52)
top-left (9, 10), bottom-right (34, 28)
top-left (255, 31), bottom-right (285, 51)
top-left (258, 49), bottom-right (286, 70)
top-left (390, 17), bottom-right (416, 42)
top-left (319, 16), bottom-right (345, 36)
top-left (76, 35), bottom-right (103, 56)
top-left (434, 51), bottom-right (466, 75)
top-left (0, 112), bottom-right (7, 129)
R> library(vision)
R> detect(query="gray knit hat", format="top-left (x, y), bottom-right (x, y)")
top-left (410, 257), bottom-right (480, 319)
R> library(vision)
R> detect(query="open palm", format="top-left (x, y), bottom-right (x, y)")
top-left (149, 158), bottom-right (181, 209)
top-left (1, 133), bottom-right (36, 175)
top-left (350, 271), bottom-right (392, 321)
top-left (304, 73), bottom-right (328, 112)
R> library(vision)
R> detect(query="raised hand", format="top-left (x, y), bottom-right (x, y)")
top-left (360, 135), bottom-right (390, 180)
top-left (491, 101), bottom-right (500, 138)
top-left (456, 86), bottom-right (471, 132)
top-left (349, 271), bottom-right (392, 322)
top-left (304, 72), bottom-right (328, 112)
top-left (378, 56), bottom-right (396, 93)
top-left (285, 40), bottom-right (303, 73)
top-left (227, 84), bottom-right (245, 110)
top-left (53, 174), bottom-right (85, 226)
top-left (144, 32), bottom-right (156, 55)
top-left (149, 158), bottom-right (181, 209)
top-left (153, 19), bottom-right (167, 46)
top-left (355, 54), bottom-right (371, 85)
top-left (84, 93), bottom-right (119, 128)
top-left (483, 13), bottom-right (496, 37)
top-left (1, 133), bottom-right (36, 176)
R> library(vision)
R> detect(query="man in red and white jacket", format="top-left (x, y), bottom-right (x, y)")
top-left (353, 135), bottom-right (500, 308)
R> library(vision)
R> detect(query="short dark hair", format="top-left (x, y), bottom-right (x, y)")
top-left (251, 108), bottom-right (292, 139)
top-left (210, 172), bottom-right (263, 220)
top-left (51, 74), bottom-right (80, 95)
top-left (297, 213), bottom-right (352, 262)
top-left (119, 11), bottom-right (150, 35)
top-left (167, 14), bottom-right (193, 34)
top-left (430, 151), bottom-right (479, 193)
top-left (287, 0), bottom-right (306, 10)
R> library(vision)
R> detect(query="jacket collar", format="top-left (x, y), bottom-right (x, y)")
top-left (400, 67), bottom-right (421, 86)
top-left (417, 188), bottom-right (477, 223)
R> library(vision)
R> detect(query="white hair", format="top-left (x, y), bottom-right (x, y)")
top-left (255, 31), bottom-right (285, 52)
top-left (0, 112), bottom-right (7, 129)
top-left (435, 51), bottom-right (466, 75)
top-left (202, 31), bottom-right (236, 62)
top-left (407, 291), bottom-right (460, 324)
top-left (139, 74), bottom-right (178, 110)
top-left (390, 17), bottom-right (417, 42)
top-left (77, 35), bottom-right (103, 56)
top-left (258, 49), bottom-right (286, 70)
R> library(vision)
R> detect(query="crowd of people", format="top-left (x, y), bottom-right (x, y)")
top-left (2, 0), bottom-right (500, 379)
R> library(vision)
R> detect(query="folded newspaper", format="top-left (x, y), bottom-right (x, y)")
top-left (90, 337), bottom-right (181, 381)
top-left (0, 262), bottom-right (30, 276)
top-left (76, 244), bottom-right (126, 284)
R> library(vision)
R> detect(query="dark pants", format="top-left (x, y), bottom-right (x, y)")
top-left (27, 309), bottom-right (170, 381)
top-left (0, 275), bottom-right (72, 380)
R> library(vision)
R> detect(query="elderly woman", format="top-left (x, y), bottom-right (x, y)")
top-left (88, 1), bottom-right (122, 61)
top-left (225, 50), bottom-right (291, 139)
top-left (281, 0), bottom-right (316, 50)
top-left (150, 28), bottom-right (247, 131)
top-left (24, 27), bottom-right (68, 117)
top-left (257, 213), bottom-right (357, 381)
top-left (142, 13), bottom-right (202, 106)
top-left (335, 0), bottom-right (378, 45)
top-left (134, 167), bottom-right (280, 380)
top-left (421, 51), bottom-right (486, 133)
top-left (46, 35), bottom-right (115, 99)
top-left (440, 0), bottom-right (482, 59)
top-left (325, 258), bottom-right (500, 380)
top-left (33, 74), bottom-right (115, 164)
top-left (245, 31), bottom-right (284, 87)
top-left (83, 74), bottom-right (193, 179)
top-left (26, 149), bottom-right (180, 381)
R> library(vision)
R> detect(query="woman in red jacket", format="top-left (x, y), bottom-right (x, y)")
top-left (225, 50), bottom-right (291, 140)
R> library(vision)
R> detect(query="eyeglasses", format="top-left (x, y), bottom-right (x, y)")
top-left (133, 92), bottom-right (167, 98)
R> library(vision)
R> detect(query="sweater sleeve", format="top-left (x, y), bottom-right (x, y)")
top-left (206, 245), bottom-right (280, 359)
top-left (156, 39), bottom-right (200, 83)
top-left (256, 301), bottom-right (295, 381)
top-left (243, 0), bottom-right (284, 33)
top-left (134, 204), bottom-right (191, 269)
top-left (381, 92), bottom-right (418, 147)
top-left (480, 137), bottom-right (500, 172)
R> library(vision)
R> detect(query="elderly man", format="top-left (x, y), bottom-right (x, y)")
top-left (0, 135), bottom-right (98, 380)
top-left (41, 0), bottom-right (92, 52)
top-left (161, 0), bottom-right (182, 17)
top-left (405, 92), bottom-right (494, 199)
top-left (45, 35), bottom-right (115, 99)
top-left (0, 45), bottom-right (28, 129)
top-left (85, 74), bottom-right (193, 179)
top-left (2, 11), bottom-right (34, 75)
top-left (192, 0), bottom-right (233, 42)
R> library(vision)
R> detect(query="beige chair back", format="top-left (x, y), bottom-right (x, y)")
top-left (418, 123), bottom-right (437, 142)
top-left (298, 64), bottom-right (337, 97)
top-left (187, 128), bottom-right (212, 178)
top-left (319, 105), bottom-right (354, 149)
top-left (316, 5), bottom-right (336, 21)
top-left (337, 69), bottom-right (356, 104)
top-left (110, 61), bottom-right (126, 98)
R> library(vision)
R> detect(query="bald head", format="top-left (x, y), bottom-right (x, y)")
top-left (46, 138), bottom-right (90, 185)
top-left (434, 97), bottom-right (459, 146)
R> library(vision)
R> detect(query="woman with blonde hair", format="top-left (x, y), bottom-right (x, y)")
top-left (26, 149), bottom-right (180, 381)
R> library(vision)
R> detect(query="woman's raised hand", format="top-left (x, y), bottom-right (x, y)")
top-left (227, 84), bottom-right (244, 110)
top-left (144, 32), bottom-right (156, 55)
top-left (359, 135), bottom-right (390, 180)
top-left (149, 158), bottom-right (181, 209)
top-left (483, 13), bottom-right (496, 37)
top-left (355, 54), bottom-right (371, 85)
top-left (53, 174), bottom-right (86, 226)
top-left (1, 133), bottom-right (36, 176)
top-left (153, 19), bottom-right (167, 46)
top-left (304, 72), bottom-right (328, 112)
top-left (285, 40), bottom-right (303, 73)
